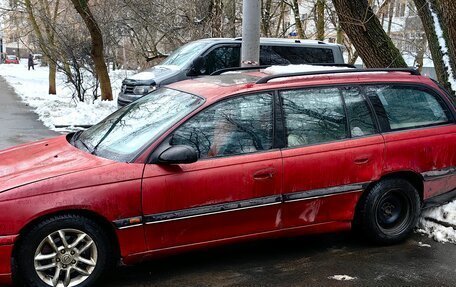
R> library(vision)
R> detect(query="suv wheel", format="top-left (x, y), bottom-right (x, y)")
top-left (15, 214), bottom-right (114, 287)
top-left (357, 178), bottom-right (421, 244)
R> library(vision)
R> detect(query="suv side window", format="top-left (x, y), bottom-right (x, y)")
top-left (260, 46), bottom-right (335, 65)
top-left (171, 93), bottom-right (273, 159)
top-left (204, 45), bottom-right (240, 74)
top-left (341, 86), bottom-right (376, 137)
top-left (365, 85), bottom-right (450, 131)
top-left (281, 87), bottom-right (347, 147)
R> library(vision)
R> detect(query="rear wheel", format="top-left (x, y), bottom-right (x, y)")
top-left (356, 178), bottom-right (421, 244)
top-left (15, 214), bottom-right (114, 287)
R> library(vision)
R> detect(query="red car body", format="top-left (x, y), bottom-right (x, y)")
top-left (4, 56), bottom-right (19, 65)
top-left (0, 71), bottom-right (455, 285)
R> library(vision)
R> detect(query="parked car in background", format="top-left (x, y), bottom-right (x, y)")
top-left (4, 55), bottom-right (19, 64)
top-left (33, 54), bottom-right (43, 66)
top-left (0, 66), bottom-right (455, 287)
top-left (117, 37), bottom-right (345, 107)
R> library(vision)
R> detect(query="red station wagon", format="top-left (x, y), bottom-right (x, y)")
top-left (0, 67), bottom-right (455, 286)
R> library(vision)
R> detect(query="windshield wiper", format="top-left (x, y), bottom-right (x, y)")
top-left (71, 130), bottom-right (93, 153)
top-left (71, 130), bottom-right (83, 143)
top-left (77, 138), bottom-right (92, 153)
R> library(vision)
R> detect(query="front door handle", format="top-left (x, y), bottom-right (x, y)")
top-left (354, 157), bottom-right (370, 165)
top-left (253, 168), bottom-right (275, 180)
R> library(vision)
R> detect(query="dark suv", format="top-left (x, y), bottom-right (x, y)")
top-left (117, 38), bottom-right (345, 107)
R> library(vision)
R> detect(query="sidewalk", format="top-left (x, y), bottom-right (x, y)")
top-left (0, 76), bottom-right (58, 150)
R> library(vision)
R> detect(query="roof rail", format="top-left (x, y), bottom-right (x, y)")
top-left (211, 63), bottom-right (357, 76)
top-left (255, 68), bottom-right (421, 84)
top-left (210, 65), bottom-right (272, 76)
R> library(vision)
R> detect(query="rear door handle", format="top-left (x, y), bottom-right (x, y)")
top-left (253, 168), bottom-right (275, 180)
top-left (354, 157), bottom-right (370, 165)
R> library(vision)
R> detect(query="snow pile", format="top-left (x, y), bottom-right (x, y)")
top-left (0, 60), bottom-right (133, 132)
top-left (418, 200), bottom-right (456, 244)
top-left (328, 275), bottom-right (357, 281)
top-left (264, 64), bottom-right (351, 75)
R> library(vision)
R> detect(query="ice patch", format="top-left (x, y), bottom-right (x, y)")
top-left (328, 275), bottom-right (357, 281)
top-left (418, 242), bottom-right (431, 248)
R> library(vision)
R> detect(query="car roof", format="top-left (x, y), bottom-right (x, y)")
top-left (168, 67), bottom-right (438, 104)
top-left (194, 37), bottom-right (343, 48)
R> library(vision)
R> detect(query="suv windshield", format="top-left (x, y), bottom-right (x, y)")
top-left (72, 88), bottom-right (204, 162)
top-left (161, 41), bottom-right (210, 68)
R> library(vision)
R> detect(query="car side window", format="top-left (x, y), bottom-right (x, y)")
top-left (260, 46), bottom-right (335, 65)
top-left (281, 87), bottom-right (347, 147)
top-left (365, 85), bottom-right (450, 131)
top-left (341, 86), bottom-right (376, 137)
top-left (171, 93), bottom-right (273, 159)
top-left (204, 46), bottom-right (240, 74)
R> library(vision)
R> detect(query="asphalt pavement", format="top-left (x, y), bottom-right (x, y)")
top-left (1, 76), bottom-right (455, 287)
top-left (0, 77), bottom-right (57, 150)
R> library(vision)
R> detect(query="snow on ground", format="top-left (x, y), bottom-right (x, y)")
top-left (328, 275), bottom-right (357, 281)
top-left (418, 200), bottom-right (456, 244)
top-left (0, 59), bottom-right (133, 132)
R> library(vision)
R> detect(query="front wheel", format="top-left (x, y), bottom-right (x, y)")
top-left (356, 178), bottom-right (421, 244)
top-left (15, 214), bottom-right (115, 287)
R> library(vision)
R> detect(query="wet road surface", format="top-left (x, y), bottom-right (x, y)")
top-left (101, 232), bottom-right (456, 287)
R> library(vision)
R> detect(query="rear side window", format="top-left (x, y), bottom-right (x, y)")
top-left (281, 88), bottom-right (347, 147)
top-left (366, 85), bottom-right (450, 131)
top-left (341, 87), bottom-right (376, 137)
top-left (260, 46), bottom-right (335, 65)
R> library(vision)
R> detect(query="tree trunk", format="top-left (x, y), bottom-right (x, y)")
top-left (261, 0), bottom-right (273, 37)
top-left (387, 0), bottom-right (395, 36)
top-left (332, 0), bottom-right (407, 68)
top-left (70, 0), bottom-right (113, 101)
top-left (224, 0), bottom-right (236, 37)
top-left (414, 32), bottom-right (426, 73)
top-left (316, 0), bottom-right (325, 40)
top-left (24, 0), bottom-right (58, 95)
top-left (413, 0), bottom-right (456, 99)
top-left (211, 0), bottom-right (223, 37)
top-left (291, 0), bottom-right (305, 38)
top-left (49, 62), bottom-right (57, 95)
top-left (438, 0), bottom-right (456, 81)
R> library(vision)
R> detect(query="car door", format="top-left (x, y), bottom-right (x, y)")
top-left (279, 86), bottom-right (385, 228)
top-left (141, 93), bottom-right (283, 251)
top-left (365, 84), bottom-right (456, 199)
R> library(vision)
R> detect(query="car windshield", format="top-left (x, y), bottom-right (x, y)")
top-left (7, 55), bottom-right (16, 60)
top-left (73, 88), bottom-right (204, 162)
top-left (160, 41), bottom-right (210, 68)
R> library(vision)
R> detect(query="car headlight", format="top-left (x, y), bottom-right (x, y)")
top-left (133, 85), bottom-right (156, 95)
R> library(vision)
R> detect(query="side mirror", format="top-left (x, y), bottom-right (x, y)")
top-left (158, 145), bottom-right (198, 164)
top-left (188, 56), bottom-right (206, 76)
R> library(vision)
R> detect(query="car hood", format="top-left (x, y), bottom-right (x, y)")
top-left (0, 135), bottom-right (115, 193)
top-left (124, 65), bottom-right (181, 85)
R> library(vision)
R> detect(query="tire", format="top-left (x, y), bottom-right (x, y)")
top-left (15, 214), bottom-right (115, 287)
top-left (356, 178), bottom-right (421, 244)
